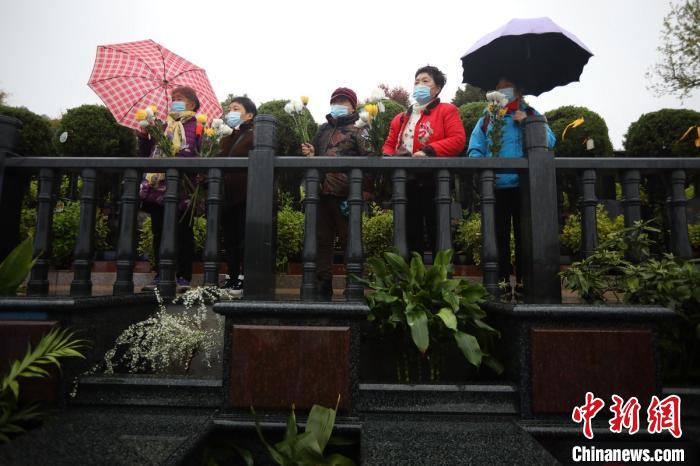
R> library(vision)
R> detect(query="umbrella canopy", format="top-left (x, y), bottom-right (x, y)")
top-left (88, 39), bottom-right (222, 129)
top-left (461, 17), bottom-right (593, 96)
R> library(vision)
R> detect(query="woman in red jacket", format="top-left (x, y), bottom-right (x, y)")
top-left (382, 65), bottom-right (466, 257)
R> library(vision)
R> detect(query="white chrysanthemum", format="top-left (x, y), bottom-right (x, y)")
top-left (500, 98), bottom-right (509, 107)
top-left (293, 100), bottom-right (304, 113)
top-left (284, 102), bottom-right (295, 114)
top-left (377, 101), bottom-right (385, 113)
top-left (371, 88), bottom-right (387, 102)
top-left (218, 125), bottom-right (233, 137)
top-left (138, 120), bottom-right (149, 128)
top-left (359, 111), bottom-right (371, 123)
top-left (145, 107), bottom-right (154, 118)
top-left (211, 118), bottom-right (223, 129)
top-left (355, 119), bottom-right (368, 128)
top-left (486, 91), bottom-right (506, 104)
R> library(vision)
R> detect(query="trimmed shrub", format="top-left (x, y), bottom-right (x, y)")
top-left (276, 196), bottom-right (305, 270)
top-left (0, 105), bottom-right (56, 156)
top-left (362, 203), bottom-right (394, 260)
top-left (55, 104), bottom-right (136, 157)
top-left (623, 108), bottom-right (700, 157)
top-left (545, 106), bottom-right (614, 156)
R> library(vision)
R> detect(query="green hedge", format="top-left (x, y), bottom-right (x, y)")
top-left (545, 105), bottom-right (614, 156)
top-left (624, 108), bottom-right (700, 157)
top-left (0, 105), bottom-right (56, 156)
top-left (458, 102), bottom-right (486, 142)
top-left (55, 104), bottom-right (136, 157)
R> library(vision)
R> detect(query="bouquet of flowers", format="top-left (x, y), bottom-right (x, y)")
top-left (284, 96), bottom-right (313, 145)
top-left (355, 88), bottom-right (389, 154)
top-left (179, 116), bottom-right (235, 225)
top-left (484, 91), bottom-right (509, 157)
top-left (135, 105), bottom-right (175, 157)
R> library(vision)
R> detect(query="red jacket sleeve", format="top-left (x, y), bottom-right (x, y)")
top-left (427, 104), bottom-right (466, 157)
top-left (382, 113), bottom-right (404, 155)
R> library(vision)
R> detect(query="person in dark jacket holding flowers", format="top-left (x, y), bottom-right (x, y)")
top-left (383, 65), bottom-right (466, 258)
top-left (217, 96), bottom-right (257, 293)
top-left (300, 87), bottom-right (372, 300)
top-left (137, 86), bottom-right (202, 291)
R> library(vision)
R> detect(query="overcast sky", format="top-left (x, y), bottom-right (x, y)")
top-left (1, 0), bottom-right (697, 150)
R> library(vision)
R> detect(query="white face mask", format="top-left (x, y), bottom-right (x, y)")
top-left (499, 87), bottom-right (515, 102)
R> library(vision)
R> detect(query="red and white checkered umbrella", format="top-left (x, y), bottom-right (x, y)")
top-left (88, 39), bottom-right (222, 130)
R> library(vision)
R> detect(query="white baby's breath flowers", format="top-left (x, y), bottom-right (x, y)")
top-left (96, 286), bottom-right (235, 375)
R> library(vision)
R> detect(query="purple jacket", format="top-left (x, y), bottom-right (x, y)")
top-left (139, 117), bottom-right (201, 207)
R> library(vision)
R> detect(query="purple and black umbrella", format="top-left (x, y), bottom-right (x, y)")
top-left (461, 17), bottom-right (593, 96)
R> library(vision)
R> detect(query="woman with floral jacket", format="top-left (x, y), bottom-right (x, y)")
top-left (137, 86), bottom-right (202, 291)
top-left (382, 65), bottom-right (466, 257)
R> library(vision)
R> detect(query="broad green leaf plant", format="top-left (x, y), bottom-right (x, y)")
top-left (355, 249), bottom-right (503, 375)
top-left (0, 237), bottom-right (37, 295)
top-left (252, 397), bottom-right (356, 466)
top-left (1, 328), bottom-right (87, 443)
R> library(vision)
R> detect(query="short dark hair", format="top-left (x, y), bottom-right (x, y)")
top-left (172, 86), bottom-right (200, 111)
top-left (415, 65), bottom-right (446, 90)
top-left (231, 96), bottom-right (257, 116)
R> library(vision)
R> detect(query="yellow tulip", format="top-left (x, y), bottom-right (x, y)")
top-left (196, 114), bottom-right (208, 124)
top-left (134, 109), bottom-right (147, 121)
top-left (365, 104), bottom-right (379, 117)
top-left (300, 96), bottom-right (309, 105)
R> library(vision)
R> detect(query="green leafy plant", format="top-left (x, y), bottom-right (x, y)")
top-left (1, 328), bottom-right (87, 443)
top-left (561, 220), bottom-right (700, 381)
top-left (560, 220), bottom-right (658, 303)
top-left (276, 195), bottom-right (305, 270)
top-left (560, 204), bottom-right (626, 255)
top-left (355, 249), bottom-right (503, 375)
top-left (20, 200), bottom-right (110, 268)
top-left (454, 212), bottom-right (514, 266)
top-left (689, 222), bottom-right (700, 249)
top-left (455, 212), bottom-right (482, 265)
top-left (362, 203), bottom-right (393, 261)
top-left (0, 238), bottom-right (36, 295)
top-left (252, 397), bottom-right (355, 466)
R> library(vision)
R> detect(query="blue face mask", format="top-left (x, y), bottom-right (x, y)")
top-left (499, 87), bottom-right (515, 102)
top-left (171, 101), bottom-right (187, 113)
top-left (330, 105), bottom-right (349, 119)
top-left (412, 85), bottom-right (432, 104)
top-left (225, 111), bottom-right (242, 128)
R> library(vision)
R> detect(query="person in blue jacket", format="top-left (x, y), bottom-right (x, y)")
top-left (467, 77), bottom-right (556, 296)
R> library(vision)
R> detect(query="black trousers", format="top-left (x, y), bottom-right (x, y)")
top-left (222, 202), bottom-right (246, 277)
top-left (494, 187), bottom-right (523, 285)
top-left (142, 202), bottom-right (194, 281)
top-left (406, 180), bottom-right (436, 258)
